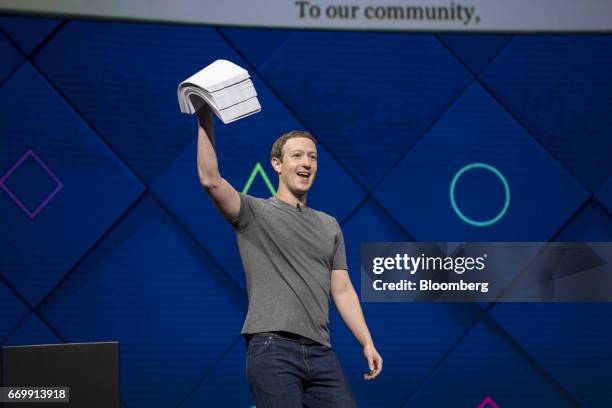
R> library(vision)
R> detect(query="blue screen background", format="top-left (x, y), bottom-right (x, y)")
top-left (1, 14), bottom-right (612, 407)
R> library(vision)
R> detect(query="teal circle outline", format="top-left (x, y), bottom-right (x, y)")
top-left (449, 162), bottom-right (510, 227)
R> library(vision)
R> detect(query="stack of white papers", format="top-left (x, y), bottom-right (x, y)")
top-left (177, 60), bottom-right (261, 124)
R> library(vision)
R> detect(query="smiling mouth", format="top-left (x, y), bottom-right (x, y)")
top-left (297, 172), bottom-right (310, 179)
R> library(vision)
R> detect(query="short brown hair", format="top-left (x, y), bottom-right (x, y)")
top-left (270, 130), bottom-right (317, 162)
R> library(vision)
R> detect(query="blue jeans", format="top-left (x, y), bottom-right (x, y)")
top-left (245, 333), bottom-right (357, 407)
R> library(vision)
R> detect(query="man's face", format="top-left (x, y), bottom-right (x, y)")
top-left (272, 137), bottom-right (318, 195)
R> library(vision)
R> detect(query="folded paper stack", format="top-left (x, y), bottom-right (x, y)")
top-left (177, 59), bottom-right (261, 124)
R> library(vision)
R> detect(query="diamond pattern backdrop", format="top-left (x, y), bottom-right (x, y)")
top-left (1, 14), bottom-right (611, 408)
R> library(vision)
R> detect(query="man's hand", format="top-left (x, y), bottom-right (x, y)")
top-left (363, 343), bottom-right (383, 380)
top-left (195, 103), bottom-right (214, 140)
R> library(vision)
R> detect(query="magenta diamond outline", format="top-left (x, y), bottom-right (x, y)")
top-left (478, 396), bottom-right (500, 408)
top-left (0, 149), bottom-right (63, 219)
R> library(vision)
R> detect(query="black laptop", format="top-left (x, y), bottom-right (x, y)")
top-left (1, 341), bottom-right (120, 408)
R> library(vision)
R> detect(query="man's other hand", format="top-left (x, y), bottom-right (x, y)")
top-left (363, 343), bottom-right (383, 380)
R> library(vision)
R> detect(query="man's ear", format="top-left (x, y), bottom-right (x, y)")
top-left (271, 157), bottom-right (282, 174)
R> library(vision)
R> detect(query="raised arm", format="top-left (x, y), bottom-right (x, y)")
top-left (196, 105), bottom-right (241, 221)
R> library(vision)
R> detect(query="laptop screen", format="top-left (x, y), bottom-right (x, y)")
top-left (1, 342), bottom-right (119, 408)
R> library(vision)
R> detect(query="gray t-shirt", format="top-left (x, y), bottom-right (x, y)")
top-left (229, 193), bottom-right (347, 347)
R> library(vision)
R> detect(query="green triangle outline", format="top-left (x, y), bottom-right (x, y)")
top-left (242, 162), bottom-right (276, 196)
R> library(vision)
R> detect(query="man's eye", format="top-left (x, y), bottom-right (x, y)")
top-left (310, 156), bottom-right (317, 160)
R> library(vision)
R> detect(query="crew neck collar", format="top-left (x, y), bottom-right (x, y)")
top-left (271, 195), bottom-right (309, 211)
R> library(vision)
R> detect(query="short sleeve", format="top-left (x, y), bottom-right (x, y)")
top-left (332, 219), bottom-right (348, 271)
top-left (228, 193), bottom-right (265, 231)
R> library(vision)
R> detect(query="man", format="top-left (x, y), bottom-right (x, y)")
top-left (196, 105), bottom-right (382, 407)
